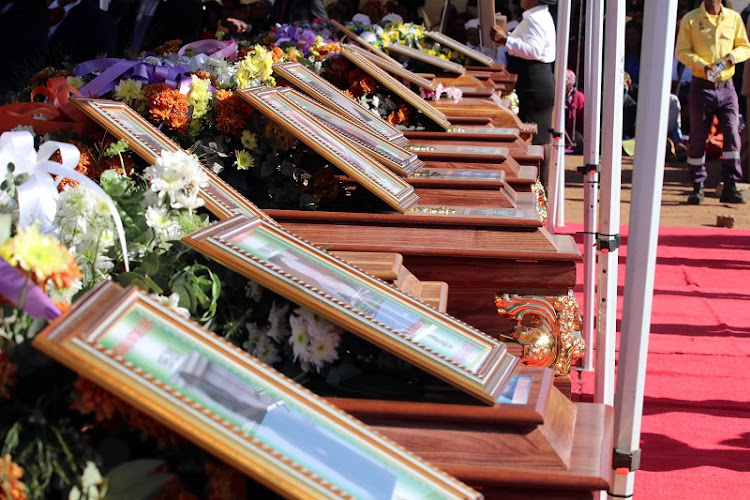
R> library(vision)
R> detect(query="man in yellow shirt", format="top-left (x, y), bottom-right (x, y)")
top-left (676, 0), bottom-right (750, 204)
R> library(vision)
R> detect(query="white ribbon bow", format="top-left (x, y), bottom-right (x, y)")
top-left (0, 131), bottom-right (130, 272)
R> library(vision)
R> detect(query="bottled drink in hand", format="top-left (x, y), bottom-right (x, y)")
top-left (707, 60), bottom-right (726, 82)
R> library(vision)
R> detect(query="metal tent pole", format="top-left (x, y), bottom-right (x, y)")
top-left (547, 0), bottom-right (572, 232)
top-left (609, 0), bottom-right (677, 497)
top-left (595, 0), bottom-right (625, 406)
top-left (578, 0), bottom-right (604, 372)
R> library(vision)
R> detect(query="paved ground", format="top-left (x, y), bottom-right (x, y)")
top-left (562, 154), bottom-right (750, 229)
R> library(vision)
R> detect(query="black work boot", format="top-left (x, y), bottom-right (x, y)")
top-left (687, 182), bottom-right (704, 204)
top-left (720, 179), bottom-right (747, 203)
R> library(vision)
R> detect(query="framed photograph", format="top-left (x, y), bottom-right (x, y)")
top-left (34, 281), bottom-right (481, 500)
top-left (344, 44), bottom-right (437, 91)
top-left (272, 62), bottom-right (408, 146)
top-left (278, 88), bottom-right (423, 176)
top-left (69, 97), bottom-right (276, 225)
top-left (339, 46), bottom-right (452, 130)
top-left (385, 43), bottom-right (466, 75)
top-left (425, 31), bottom-right (496, 67)
top-left (328, 18), bottom-right (402, 65)
top-left (184, 214), bottom-right (519, 405)
top-left (237, 87), bottom-right (419, 213)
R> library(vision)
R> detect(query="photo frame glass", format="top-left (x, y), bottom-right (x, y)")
top-left (35, 282), bottom-right (480, 499)
top-left (279, 89), bottom-right (423, 176)
top-left (184, 216), bottom-right (519, 405)
top-left (425, 31), bottom-right (496, 67)
top-left (385, 43), bottom-right (467, 75)
top-left (237, 87), bottom-right (419, 212)
top-left (339, 46), bottom-right (452, 130)
top-left (272, 62), bottom-right (408, 145)
top-left (69, 97), bottom-right (274, 224)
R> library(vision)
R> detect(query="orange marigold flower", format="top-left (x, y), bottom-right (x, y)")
top-left (204, 462), bottom-right (246, 500)
top-left (214, 90), bottom-right (254, 138)
top-left (145, 83), bottom-right (190, 133)
top-left (30, 67), bottom-right (71, 88)
top-left (53, 140), bottom-right (103, 190)
top-left (192, 70), bottom-right (217, 87)
top-left (0, 351), bottom-right (18, 400)
top-left (154, 39), bottom-right (182, 56)
top-left (0, 454), bottom-right (27, 500)
top-left (359, 76), bottom-right (377, 94)
top-left (271, 46), bottom-right (285, 63)
top-left (70, 377), bottom-right (127, 423)
top-left (287, 52), bottom-right (298, 62)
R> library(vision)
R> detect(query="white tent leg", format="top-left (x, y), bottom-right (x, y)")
top-left (547, 0), bottom-right (572, 232)
top-left (595, 0), bottom-right (625, 407)
top-left (578, 0), bottom-right (604, 372)
top-left (610, 0), bottom-right (677, 497)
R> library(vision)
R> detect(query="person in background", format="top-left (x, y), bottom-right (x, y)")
top-left (47, 0), bottom-right (118, 65)
top-left (565, 69), bottom-right (584, 154)
top-left (624, 20), bottom-right (642, 98)
top-left (0, 0), bottom-right (48, 98)
top-left (109, 0), bottom-right (203, 56)
top-left (490, 0), bottom-right (556, 187)
top-left (676, 0), bottom-right (750, 204)
top-left (622, 72), bottom-right (637, 140)
top-left (269, 0), bottom-right (327, 25)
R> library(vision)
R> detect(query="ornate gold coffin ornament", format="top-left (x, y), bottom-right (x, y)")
top-left (495, 291), bottom-right (585, 375)
top-left (531, 179), bottom-right (548, 223)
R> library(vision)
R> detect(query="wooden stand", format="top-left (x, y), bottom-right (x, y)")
top-left (326, 366), bottom-right (612, 499)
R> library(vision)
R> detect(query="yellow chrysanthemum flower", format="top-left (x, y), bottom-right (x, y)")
top-left (241, 131), bottom-right (257, 149)
top-left (0, 224), bottom-right (81, 289)
top-left (234, 149), bottom-right (255, 170)
top-left (187, 75), bottom-right (211, 120)
top-left (66, 76), bottom-right (85, 90)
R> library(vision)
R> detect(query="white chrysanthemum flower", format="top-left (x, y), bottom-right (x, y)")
top-left (241, 131), bottom-right (258, 150)
top-left (267, 301), bottom-right (290, 342)
top-left (253, 334), bottom-right (281, 365)
top-left (288, 314), bottom-right (311, 362)
top-left (308, 333), bottom-right (341, 372)
top-left (247, 281), bottom-right (264, 302)
top-left (172, 190), bottom-right (205, 211)
top-left (145, 205), bottom-right (183, 241)
top-left (151, 292), bottom-right (190, 318)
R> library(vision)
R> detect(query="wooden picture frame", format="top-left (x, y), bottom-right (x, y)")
top-left (183, 214), bottom-right (519, 405)
top-left (277, 88), bottom-right (423, 176)
top-left (425, 31), bottom-right (496, 67)
top-left (34, 281), bottom-right (480, 500)
top-left (272, 62), bottom-right (408, 146)
top-left (69, 97), bottom-right (276, 225)
top-left (344, 44), bottom-right (437, 91)
top-left (236, 87), bottom-right (419, 213)
top-left (385, 43), bottom-right (466, 75)
top-left (339, 46), bottom-right (452, 130)
top-left (328, 18), bottom-right (402, 65)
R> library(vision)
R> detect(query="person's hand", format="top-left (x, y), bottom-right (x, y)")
top-left (224, 17), bottom-right (249, 36)
top-left (724, 54), bottom-right (736, 66)
top-left (490, 24), bottom-right (508, 45)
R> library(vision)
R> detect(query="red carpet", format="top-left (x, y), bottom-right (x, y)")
top-left (559, 224), bottom-right (750, 499)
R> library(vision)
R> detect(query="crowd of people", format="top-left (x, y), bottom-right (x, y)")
top-left (1, 0), bottom-right (748, 205)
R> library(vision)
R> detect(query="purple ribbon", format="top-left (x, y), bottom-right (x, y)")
top-left (178, 39), bottom-right (238, 60)
top-left (0, 259), bottom-right (61, 321)
top-left (74, 59), bottom-right (194, 97)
